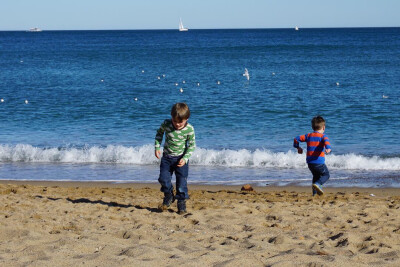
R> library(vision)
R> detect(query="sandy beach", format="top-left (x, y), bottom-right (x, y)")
top-left (1, 181), bottom-right (400, 267)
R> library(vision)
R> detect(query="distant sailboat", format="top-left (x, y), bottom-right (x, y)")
top-left (295, 26), bottom-right (299, 31)
top-left (179, 18), bottom-right (188, 32)
top-left (28, 27), bottom-right (42, 32)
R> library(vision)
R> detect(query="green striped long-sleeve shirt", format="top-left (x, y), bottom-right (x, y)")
top-left (155, 119), bottom-right (196, 163)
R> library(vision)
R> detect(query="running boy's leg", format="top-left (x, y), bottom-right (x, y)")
top-left (158, 156), bottom-right (174, 195)
top-left (308, 164), bottom-right (321, 195)
top-left (318, 164), bottom-right (330, 185)
top-left (308, 164), bottom-right (330, 195)
top-left (174, 161), bottom-right (189, 201)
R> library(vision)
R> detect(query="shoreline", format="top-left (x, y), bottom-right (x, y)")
top-left (1, 179), bottom-right (399, 196)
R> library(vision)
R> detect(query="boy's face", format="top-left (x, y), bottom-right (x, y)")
top-left (172, 117), bottom-right (188, 130)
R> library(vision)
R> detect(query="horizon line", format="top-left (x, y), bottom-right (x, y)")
top-left (1, 26), bottom-right (400, 32)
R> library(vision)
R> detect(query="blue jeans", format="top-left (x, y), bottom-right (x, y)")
top-left (158, 154), bottom-right (189, 201)
top-left (308, 163), bottom-right (330, 194)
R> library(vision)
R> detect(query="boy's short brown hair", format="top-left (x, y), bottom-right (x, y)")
top-left (171, 103), bottom-right (190, 122)
top-left (311, 116), bottom-right (326, 131)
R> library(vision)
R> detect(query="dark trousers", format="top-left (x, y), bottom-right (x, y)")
top-left (158, 154), bottom-right (189, 201)
top-left (308, 163), bottom-right (330, 194)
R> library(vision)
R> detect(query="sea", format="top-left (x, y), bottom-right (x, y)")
top-left (0, 28), bottom-right (399, 187)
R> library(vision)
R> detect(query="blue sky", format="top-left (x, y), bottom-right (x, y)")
top-left (1, 0), bottom-right (399, 30)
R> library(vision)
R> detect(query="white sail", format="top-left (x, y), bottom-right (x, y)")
top-left (179, 18), bottom-right (188, 31)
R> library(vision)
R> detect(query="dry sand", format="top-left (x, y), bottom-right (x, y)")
top-left (1, 181), bottom-right (400, 266)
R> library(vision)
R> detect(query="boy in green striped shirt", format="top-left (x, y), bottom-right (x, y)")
top-left (155, 103), bottom-right (196, 214)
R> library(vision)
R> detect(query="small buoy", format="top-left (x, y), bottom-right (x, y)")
top-left (134, 98), bottom-right (138, 101)
top-left (25, 100), bottom-right (29, 104)
top-left (180, 88), bottom-right (183, 93)
top-left (336, 82), bottom-right (340, 86)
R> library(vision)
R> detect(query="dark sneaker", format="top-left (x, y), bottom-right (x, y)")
top-left (312, 184), bottom-right (324, 195)
top-left (177, 200), bottom-right (187, 215)
top-left (159, 193), bottom-right (175, 211)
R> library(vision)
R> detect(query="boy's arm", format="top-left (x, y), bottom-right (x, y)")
top-left (182, 127), bottom-right (196, 164)
top-left (293, 135), bottom-right (306, 154)
top-left (293, 135), bottom-right (306, 148)
top-left (323, 135), bottom-right (332, 154)
top-left (155, 120), bottom-right (166, 158)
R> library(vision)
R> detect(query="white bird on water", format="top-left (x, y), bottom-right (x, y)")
top-left (25, 100), bottom-right (29, 104)
top-left (1, 99), bottom-right (4, 103)
top-left (243, 68), bottom-right (250, 81)
top-left (180, 88), bottom-right (184, 93)
top-left (217, 81), bottom-right (221, 85)
top-left (382, 94), bottom-right (389, 99)
top-left (336, 82), bottom-right (340, 86)
top-left (197, 82), bottom-right (200, 86)
top-left (134, 97), bottom-right (138, 101)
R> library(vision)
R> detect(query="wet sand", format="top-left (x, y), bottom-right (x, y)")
top-left (1, 181), bottom-right (400, 266)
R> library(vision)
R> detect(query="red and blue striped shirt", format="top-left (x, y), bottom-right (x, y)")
top-left (293, 132), bottom-right (332, 164)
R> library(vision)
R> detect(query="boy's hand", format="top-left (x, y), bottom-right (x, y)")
top-left (155, 150), bottom-right (161, 159)
top-left (297, 147), bottom-right (303, 154)
top-left (177, 159), bottom-right (186, 167)
top-left (325, 149), bottom-right (331, 154)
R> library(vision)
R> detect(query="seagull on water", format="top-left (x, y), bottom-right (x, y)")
top-left (25, 100), bottom-right (29, 104)
top-left (180, 88), bottom-right (184, 93)
top-left (243, 68), bottom-right (250, 81)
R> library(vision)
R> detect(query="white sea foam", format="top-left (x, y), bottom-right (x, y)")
top-left (0, 144), bottom-right (400, 170)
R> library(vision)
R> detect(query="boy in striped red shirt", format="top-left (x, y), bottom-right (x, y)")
top-left (294, 116), bottom-right (332, 196)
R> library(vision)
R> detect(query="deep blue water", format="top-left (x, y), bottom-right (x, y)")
top-left (0, 28), bottom-right (399, 187)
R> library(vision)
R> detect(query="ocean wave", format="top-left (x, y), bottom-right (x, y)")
top-left (0, 144), bottom-right (400, 170)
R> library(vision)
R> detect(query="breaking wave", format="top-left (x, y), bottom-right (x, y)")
top-left (1, 144), bottom-right (400, 170)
